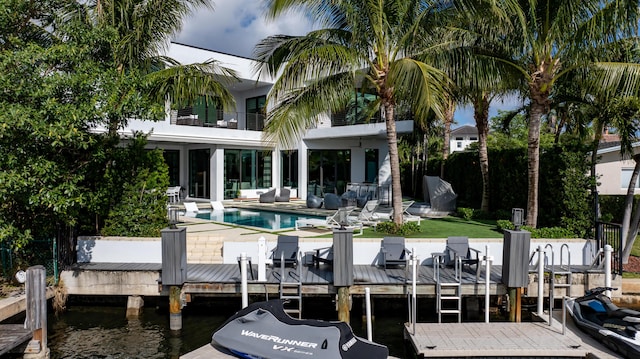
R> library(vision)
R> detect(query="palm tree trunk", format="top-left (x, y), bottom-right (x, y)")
top-left (384, 103), bottom-right (403, 225)
top-left (441, 98), bottom-right (454, 178)
top-left (526, 98), bottom-right (544, 228)
top-left (621, 154), bottom-right (640, 262)
top-left (474, 93), bottom-right (490, 212)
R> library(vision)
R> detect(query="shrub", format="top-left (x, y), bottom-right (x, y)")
top-left (496, 220), bottom-right (514, 232)
top-left (376, 221), bottom-right (420, 236)
top-left (457, 207), bottom-right (474, 221)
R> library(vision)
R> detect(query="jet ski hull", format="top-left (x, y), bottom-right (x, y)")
top-left (566, 287), bottom-right (640, 359)
top-left (211, 299), bottom-right (389, 359)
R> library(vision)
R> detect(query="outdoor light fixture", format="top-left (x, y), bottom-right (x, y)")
top-left (15, 269), bottom-right (26, 284)
top-left (167, 206), bottom-right (180, 229)
top-left (512, 208), bottom-right (524, 231)
top-left (337, 208), bottom-right (349, 230)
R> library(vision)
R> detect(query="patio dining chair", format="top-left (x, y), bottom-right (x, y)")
top-left (271, 235), bottom-right (300, 267)
top-left (380, 237), bottom-right (411, 268)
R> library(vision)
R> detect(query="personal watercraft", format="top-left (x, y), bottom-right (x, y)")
top-left (566, 287), bottom-right (640, 359)
top-left (211, 299), bottom-right (389, 359)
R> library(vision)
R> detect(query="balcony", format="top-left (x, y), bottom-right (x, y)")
top-left (172, 109), bottom-right (265, 131)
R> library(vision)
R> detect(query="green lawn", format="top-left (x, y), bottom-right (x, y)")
top-left (315, 216), bottom-right (502, 238)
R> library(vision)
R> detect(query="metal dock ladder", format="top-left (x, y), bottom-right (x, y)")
top-left (544, 244), bottom-right (572, 312)
top-left (435, 255), bottom-right (462, 323)
top-left (553, 244), bottom-right (572, 297)
top-left (277, 251), bottom-right (302, 319)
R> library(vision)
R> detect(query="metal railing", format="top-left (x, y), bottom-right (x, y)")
top-left (594, 221), bottom-right (623, 275)
top-left (171, 110), bottom-right (265, 131)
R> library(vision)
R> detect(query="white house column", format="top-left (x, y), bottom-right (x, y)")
top-left (211, 146), bottom-right (224, 201)
top-left (351, 147), bottom-right (366, 184)
top-left (299, 141), bottom-right (309, 200)
top-left (271, 148), bottom-right (279, 190)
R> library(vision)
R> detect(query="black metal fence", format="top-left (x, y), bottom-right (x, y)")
top-left (594, 221), bottom-right (623, 275)
top-left (0, 238), bottom-right (58, 283)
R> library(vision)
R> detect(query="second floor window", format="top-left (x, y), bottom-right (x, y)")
top-left (246, 95), bottom-right (266, 131)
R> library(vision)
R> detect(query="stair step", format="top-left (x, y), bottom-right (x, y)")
top-left (440, 309), bottom-right (461, 314)
top-left (554, 283), bottom-right (572, 287)
top-left (439, 283), bottom-right (461, 287)
top-left (440, 296), bottom-right (461, 300)
top-left (281, 295), bottom-right (301, 300)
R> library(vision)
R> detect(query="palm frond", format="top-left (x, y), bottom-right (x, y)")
top-left (147, 60), bottom-right (239, 110)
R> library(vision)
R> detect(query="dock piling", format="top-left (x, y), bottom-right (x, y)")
top-left (24, 265), bottom-right (48, 359)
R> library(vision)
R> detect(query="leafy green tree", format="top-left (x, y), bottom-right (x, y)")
top-left (255, 0), bottom-right (476, 224)
top-left (0, 0), bottom-right (116, 248)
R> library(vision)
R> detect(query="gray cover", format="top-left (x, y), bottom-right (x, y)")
top-left (211, 300), bottom-right (388, 359)
top-left (424, 176), bottom-right (457, 212)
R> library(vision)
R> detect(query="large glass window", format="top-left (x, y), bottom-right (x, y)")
top-left (177, 96), bottom-right (222, 126)
top-left (308, 150), bottom-right (351, 196)
top-left (281, 151), bottom-right (298, 188)
top-left (224, 149), bottom-right (272, 199)
top-left (163, 150), bottom-right (180, 186)
top-left (365, 149), bottom-right (378, 183)
top-left (246, 96), bottom-right (266, 131)
top-left (331, 89), bottom-right (381, 126)
top-left (621, 168), bottom-right (640, 188)
top-left (189, 149), bottom-right (210, 198)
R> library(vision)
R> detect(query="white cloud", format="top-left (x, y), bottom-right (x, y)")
top-left (174, 0), bottom-right (316, 58)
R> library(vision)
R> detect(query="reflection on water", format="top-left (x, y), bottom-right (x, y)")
top-left (40, 297), bottom-right (416, 359)
top-left (47, 299), bottom-right (232, 359)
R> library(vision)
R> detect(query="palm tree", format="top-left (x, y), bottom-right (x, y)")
top-left (254, 0), bottom-right (463, 225)
top-left (479, 0), bottom-right (640, 227)
top-left (85, 0), bottom-right (238, 134)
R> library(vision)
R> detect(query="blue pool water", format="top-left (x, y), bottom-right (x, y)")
top-left (193, 209), bottom-right (324, 230)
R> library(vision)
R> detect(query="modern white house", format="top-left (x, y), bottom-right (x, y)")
top-left (113, 42), bottom-right (414, 202)
top-left (595, 140), bottom-right (640, 196)
top-left (449, 125), bottom-right (478, 153)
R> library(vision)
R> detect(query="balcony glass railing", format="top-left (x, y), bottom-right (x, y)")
top-left (172, 109), bottom-right (265, 131)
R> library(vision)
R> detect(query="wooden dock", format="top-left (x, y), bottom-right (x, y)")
top-left (0, 324), bottom-right (31, 356)
top-left (63, 262), bottom-right (616, 300)
top-left (404, 315), bottom-right (619, 358)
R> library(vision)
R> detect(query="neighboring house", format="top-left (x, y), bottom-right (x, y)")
top-left (449, 125), bottom-right (478, 153)
top-left (107, 42), bottom-right (414, 202)
top-left (594, 137), bottom-right (640, 196)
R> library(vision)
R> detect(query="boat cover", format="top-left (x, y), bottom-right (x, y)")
top-left (211, 299), bottom-right (388, 359)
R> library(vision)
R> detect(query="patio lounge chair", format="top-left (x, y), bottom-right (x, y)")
top-left (271, 235), bottom-right (299, 267)
top-left (349, 200), bottom-right (388, 228)
top-left (395, 200), bottom-right (421, 225)
top-left (380, 237), bottom-right (411, 268)
top-left (275, 188), bottom-right (290, 202)
top-left (183, 201), bottom-right (206, 214)
top-left (444, 236), bottom-right (480, 274)
top-left (259, 188), bottom-right (276, 203)
top-left (210, 201), bottom-right (238, 212)
top-left (295, 208), bottom-right (363, 235)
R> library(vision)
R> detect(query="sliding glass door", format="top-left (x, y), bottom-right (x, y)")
top-left (188, 149), bottom-right (210, 198)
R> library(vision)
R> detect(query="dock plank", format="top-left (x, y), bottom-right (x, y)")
top-left (0, 324), bottom-right (31, 356)
top-left (405, 318), bottom-right (618, 358)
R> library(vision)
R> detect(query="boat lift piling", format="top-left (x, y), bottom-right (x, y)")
top-left (240, 253), bottom-right (248, 308)
top-left (604, 245), bottom-right (612, 298)
top-left (161, 226), bottom-right (187, 333)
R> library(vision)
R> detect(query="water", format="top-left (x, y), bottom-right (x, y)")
top-left (29, 296), bottom-right (417, 358)
top-left (193, 209), bottom-right (324, 230)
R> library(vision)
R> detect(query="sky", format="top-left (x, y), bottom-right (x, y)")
top-left (174, 0), bottom-right (522, 127)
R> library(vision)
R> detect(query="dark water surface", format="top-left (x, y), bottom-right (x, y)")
top-left (40, 296), bottom-right (417, 359)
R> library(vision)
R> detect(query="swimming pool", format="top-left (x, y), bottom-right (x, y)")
top-left (192, 209), bottom-right (325, 230)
